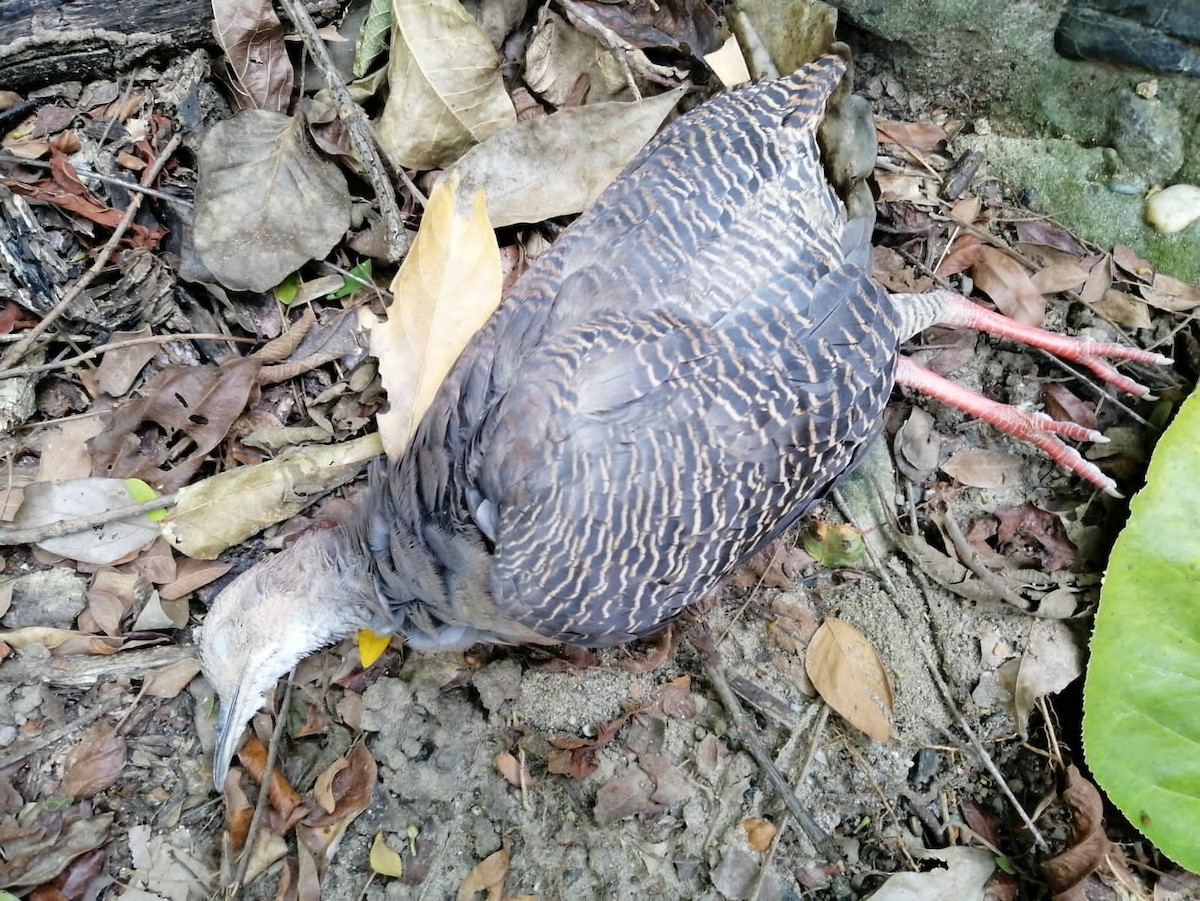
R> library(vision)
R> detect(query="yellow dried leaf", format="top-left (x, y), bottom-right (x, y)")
top-left (371, 173), bottom-right (501, 459)
top-left (370, 832), bottom-right (405, 877)
top-left (805, 618), bottom-right (893, 741)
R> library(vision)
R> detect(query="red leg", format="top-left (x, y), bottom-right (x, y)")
top-left (917, 290), bottom-right (1170, 399)
top-left (895, 356), bottom-right (1120, 496)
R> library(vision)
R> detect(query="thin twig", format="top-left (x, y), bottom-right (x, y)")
top-left (230, 677), bottom-right (295, 896)
top-left (0, 495), bottom-right (176, 546)
top-left (831, 487), bottom-right (1050, 851)
top-left (0, 153), bottom-right (192, 205)
top-left (274, 0), bottom-right (408, 261)
top-left (0, 333), bottom-right (259, 381)
top-left (686, 621), bottom-right (836, 857)
top-left (0, 132), bottom-right (184, 372)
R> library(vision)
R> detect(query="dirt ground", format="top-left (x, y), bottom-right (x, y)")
top-left (1, 6), bottom-right (1195, 901)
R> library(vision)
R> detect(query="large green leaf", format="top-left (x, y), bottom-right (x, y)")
top-left (1084, 386), bottom-right (1200, 871)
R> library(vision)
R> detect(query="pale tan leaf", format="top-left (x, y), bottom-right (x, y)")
top-left (971, 246), bottom-right (1044, 325)
top-left (448, 88), bottom-right (682, 228)
top-left (14, 478), bottom-right (160, 565)
top-left (705, 34), bottom-right (751, 87)
top-left (377, 0), bottom-right (517, 169)
top-left (941, 448), bottom-right (1025, 489)
top-left (142, 658), bottom-right (202, 698)
top-left (194, 111), bottom-right (350, 292)
top-left (457, 844), bottom-right (510, 901)
top-left (371, 174), bottom-right (501, 458)
top-left (163, 434), bottom-right (382, 559)
top-left (996, 621), bottom-right (1083, 735)
top-left (1078, 255), bottom-right (1111, 306)
top-left (805, 618), bottom-right (892, 742)
top-left (1030, 261), bottom-right (1088, 295)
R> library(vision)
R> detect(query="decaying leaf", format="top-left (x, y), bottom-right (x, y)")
top-left (90, 358), bottom-right (262, 492)
top-left (377, 0), bottom-right (517, 169)
top-left (971, 246), bottom-right (1045, 325)
top-left (62, 728), bottom-right (127, 799)
top-left (370, 174), bottom-right (502, 457)
top-left (448, 88), bottom-right (683, 228)
top-left (162, 433), bottom-right (382, 559)
top-left (1041, 764), bottom-right (1112, 897)
top-left (805, 618), bottom-right (892, 741)
top-left (995, 620), bottom-right (1084, 735)
top-left (193, 110), bottom-right (351, 292)
top-left (457, 843), bottom-right (511, 901)
top-left (941, 448), bottom-right (1025, 489)
top-left (524, 8), bottom-right (627, 106)
top-left (212, 0), bottom-right (294, 112)
top-left (13, 478), bottom-right (160, 565)
top-left (801, 520), bottom-right (865, 567)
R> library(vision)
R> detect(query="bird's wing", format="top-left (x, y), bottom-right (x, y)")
top-left (473, 250), bottom-right (894, 645)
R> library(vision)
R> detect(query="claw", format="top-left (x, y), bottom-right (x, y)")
top-left (924, 290), bottom-right (1168, 400)
top-left (895, 356), bottom-right (1120, 495)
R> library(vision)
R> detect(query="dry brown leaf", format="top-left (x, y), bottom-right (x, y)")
top-left (941, 448), bottom-right (1024, 489)
top-left (378, 0), bottom-right (516, 170)
top-left (0, 627), bottom-right (127, 655)
top-left (237, 735), bottom-right (304, 821)
top-left (1041, 764), bottom-right (1112, 897)
top-left (1042, 384), bottom-right (1098, 432)
top-left (1031, 261), bottom-right (1088, 295)
top-left (1092, 288), bottom-right (1151, 329)
top-left (936, 233), bottom-right (984, 277)
top-left (159, 558), bottom-right (232, 600)
top-left (142, 658), bottom-right (202, 698)
top-left (458, 843), bottom-right (511, 901)
top-left (742, 817), bottom-right (777, 852)
top-left (876, 119), bottom-right (948, 151)
top-left (95, 327), bottom-right (158, 397)
top-left (298, 740), bottom-right (377, 870)
top-left (62, 728), bottom-right (127, 799)
top-left (805, 618), bottom-right (892, 741)
top-left (90, 358), bottom-right (263, 492)
top-left (494, 751), bottom-right (527, 787)
top-left (971, 246), bottom-right (1045, 325)
top-left (371, 174), bottom-right (502, 458)
top-left (1111, 243), bottom-right (1155, 283)
top-left (1078, 255), bottom-right (1111, 306)
top-left (447, 89), bottom-right (683, 229)
top-left (212, 0), bottom-right (294, 112)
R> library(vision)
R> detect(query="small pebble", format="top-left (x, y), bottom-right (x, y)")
top-left (1145, 183), bottom-right (1200, 233)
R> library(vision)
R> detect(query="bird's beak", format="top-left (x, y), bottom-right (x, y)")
top-left (212, 678), bottom-right (250, 791)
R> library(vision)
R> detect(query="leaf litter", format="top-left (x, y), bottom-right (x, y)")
top-left (0, 0), bottom-right (1194, 897)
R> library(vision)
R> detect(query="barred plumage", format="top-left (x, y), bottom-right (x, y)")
top-left (367, 52), bottom-right (895, 646)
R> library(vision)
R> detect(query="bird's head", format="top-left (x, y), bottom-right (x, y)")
top-left (199, 526), bottom-right (376, 790)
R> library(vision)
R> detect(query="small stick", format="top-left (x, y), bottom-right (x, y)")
top-left (274, 0), bottom-right (408, 261)
top-left (687, 621), bottom-right (836, 857)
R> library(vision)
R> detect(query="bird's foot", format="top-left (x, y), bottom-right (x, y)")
top-left (927, 290), bottom-right (1170, 399)
top-left (896, 356), bottom-right (1121, 495)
